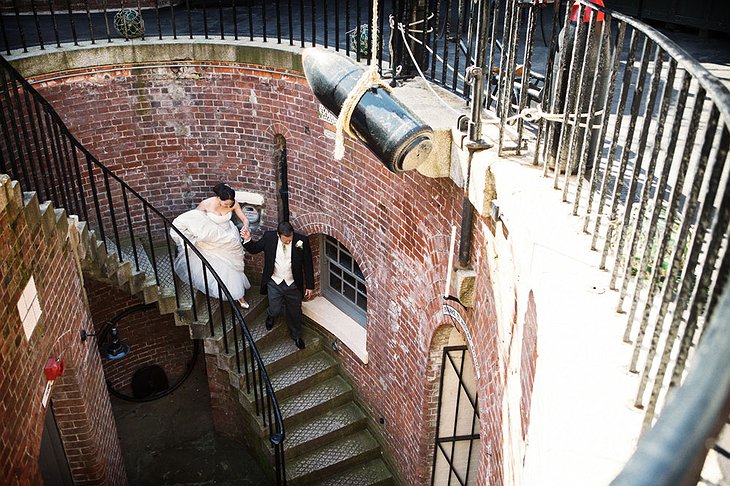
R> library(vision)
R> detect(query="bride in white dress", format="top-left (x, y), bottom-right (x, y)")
top-left (170, 184), bottom-right (251, 308)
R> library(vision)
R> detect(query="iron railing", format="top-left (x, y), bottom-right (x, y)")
top-left (0, 54), bottom-right (287, 485)
top-left (610, 276), bottom-right (730, 486)
top-left (1, 0), bottom-right (497, 93)
top-left (2, 0), bottom-right (730, 483)
top-left (501, 2), bottom-right (730, 482)
top-left (524, 0), bottom-right (730, 428)
top-left (399, 0), bottom-right (730, 458)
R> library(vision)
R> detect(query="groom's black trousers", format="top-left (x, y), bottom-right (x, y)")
top-left (267, 280), bottom-right (303, 340)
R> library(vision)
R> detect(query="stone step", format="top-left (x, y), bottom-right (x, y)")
top-left (218, 330), bottom-right (320, 378)
top-left (59, 209), bottom-right (392, 485)
top-left (269, 350), bottom-right (338, 400)
top-left (286, 430), bottom-right (382, 486)
top-left (279, 376), bottom-right (353, 429)
top-left (312, 459), bottom-right (395, 486)
top-left (284, 402), bottom-right (368, 459)
top-left (235, 347), bottom-right (338, 407)
top-left (203, 297), bottom-right (270, 355)
top-left (23, 192), bottom-right (41, 226)
top-left (259, 332), bottom-right (322, 374)
top-left (251, 311), bottom-right (293, 345)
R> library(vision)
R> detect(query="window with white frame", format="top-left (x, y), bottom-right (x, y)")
top-left (322, 236), bottom-right (367, 326)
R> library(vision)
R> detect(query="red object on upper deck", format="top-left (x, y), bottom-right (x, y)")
top-left (571, 0), bottom-right (606, 22)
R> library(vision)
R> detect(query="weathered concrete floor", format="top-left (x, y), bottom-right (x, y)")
top-left (110, 354), bottom-right (272, 486)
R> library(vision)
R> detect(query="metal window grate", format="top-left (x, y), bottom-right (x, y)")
top-left (324, 235), bottom-right (367, 317)
top-left (431, 345), bottom-right (480, 486)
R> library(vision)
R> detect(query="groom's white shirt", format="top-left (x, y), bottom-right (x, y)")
top-left (272, 239), bottom-right (294, 286)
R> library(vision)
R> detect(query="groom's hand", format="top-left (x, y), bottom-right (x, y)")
top-left (304, 289), bottom-right (313, 299)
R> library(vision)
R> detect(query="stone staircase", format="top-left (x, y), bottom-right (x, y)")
top-left (216, 304), bottom-right (395, 486)
top-left (9, 182), bottom-right (397, 485)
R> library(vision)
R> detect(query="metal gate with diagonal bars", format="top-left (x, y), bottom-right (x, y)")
top-left (431, 345), bottom-right (481, 486)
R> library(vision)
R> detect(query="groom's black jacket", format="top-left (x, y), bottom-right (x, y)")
top-left (243, 231), bottom-right (314, 297)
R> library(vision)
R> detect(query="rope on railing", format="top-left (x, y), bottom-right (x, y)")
top-left (505, 104), bottom-right (604, 128)
top-left (394, 16), bottom-right (603, 129)
top-left (392, 17), bottom-right (463, 117)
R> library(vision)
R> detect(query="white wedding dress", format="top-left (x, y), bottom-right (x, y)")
top-left (170, 210), bottom-right (251, 301)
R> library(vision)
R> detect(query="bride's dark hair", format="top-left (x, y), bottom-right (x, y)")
top-left (213, 183), bottom-right (235, 202)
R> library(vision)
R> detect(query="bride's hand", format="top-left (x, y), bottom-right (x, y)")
top-left (240, 226), bottom-right (251, 241)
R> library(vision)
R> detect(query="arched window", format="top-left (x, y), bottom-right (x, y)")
top-left (321, 235), bottom-right (367, 326)
top-left (273, 134), bottom-right (289, 222)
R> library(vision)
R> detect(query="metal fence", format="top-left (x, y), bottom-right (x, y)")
top-left (1, 0), bottom-right (729, 484)
top-left (519, 0), bottom-right (730, 432)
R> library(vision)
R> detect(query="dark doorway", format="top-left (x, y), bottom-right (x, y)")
top-left (39, 404), bottom-right (74, 486)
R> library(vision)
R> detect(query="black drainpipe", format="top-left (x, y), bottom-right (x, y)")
top-left (276, 136), bottom-right (290, 222)
top-left (459, 0), bottom-right (492, 267)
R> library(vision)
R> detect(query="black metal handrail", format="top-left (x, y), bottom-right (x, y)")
top-left (1, 0), bottom-right (498, 94)
top-left (610, 274), bottom-right (730, 486)
top-left (0, 0), bottom-right (390, 66)
top-left (492, 1), bottom-right (730, 483)
top-left (0, 54), bottom-right (287, 485)
top-left (520, 0), bottom-right (730, 427)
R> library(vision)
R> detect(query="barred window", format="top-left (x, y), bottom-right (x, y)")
top-left (322, 236), bottom-right (367, 326)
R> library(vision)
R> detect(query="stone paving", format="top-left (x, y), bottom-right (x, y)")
top-left (110, 355), bottom-right (272, 486)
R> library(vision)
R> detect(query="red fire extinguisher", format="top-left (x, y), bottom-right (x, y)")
top-left (44, 357), bottom-right (65, 381)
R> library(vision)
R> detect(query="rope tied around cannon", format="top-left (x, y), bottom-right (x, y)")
top-left (333, 0), bottom-right (389, 160)
top-left (333, 67), bottom-right (392, 160)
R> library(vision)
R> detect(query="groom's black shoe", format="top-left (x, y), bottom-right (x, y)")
top-left (265, 317), bottom-right (274, 331)
top-left (294, 337), bottom-right (306, 350)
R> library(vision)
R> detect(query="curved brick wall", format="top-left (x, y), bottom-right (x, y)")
top-left (85, 278), bottom-right (194, 395)
top-left (26, 56), bottom-right (519, 485)
top-left (0, 179), bottom-right (126, 485)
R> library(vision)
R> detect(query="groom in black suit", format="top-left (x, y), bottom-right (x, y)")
top-left (241, 221), bottom-right (314, 349)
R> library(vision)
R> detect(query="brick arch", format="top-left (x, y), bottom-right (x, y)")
top-left (372, 228), bottom-right (462, 485)
top-left (291, 211), bottom-right (371, 281)
top-left (415, 230), bottom-right (457, 352)
top-left (264, 123), bottom-right (294, 141)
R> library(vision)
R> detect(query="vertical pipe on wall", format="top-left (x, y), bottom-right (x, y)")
top-left (458, 0), bottom-right (490, 267)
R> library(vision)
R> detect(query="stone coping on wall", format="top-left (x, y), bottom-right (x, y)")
top-left (482, 152), bottom-right (646, 484)
top-left (8, 38), bottom-right (305, 80)
top-left (303, 296), bottom-right (368, 364)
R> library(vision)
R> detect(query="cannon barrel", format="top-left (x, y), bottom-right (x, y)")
top-left (302, 48), bottom-right (433, 173)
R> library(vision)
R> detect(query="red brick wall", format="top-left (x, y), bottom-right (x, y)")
top-left (204, 354), bottom-right (245, 442)
top-left (0, 183), bottom-right (126, 485)
top-left (84, 278), bottom-right (193, 394)
top-left (30, 61), bottom-right (523, 485)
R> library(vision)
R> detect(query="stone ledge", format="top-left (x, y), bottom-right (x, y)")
top-left (8, 38), bottom-right (305, 80)
top-left (302, 296), bottom-right (368, 364)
